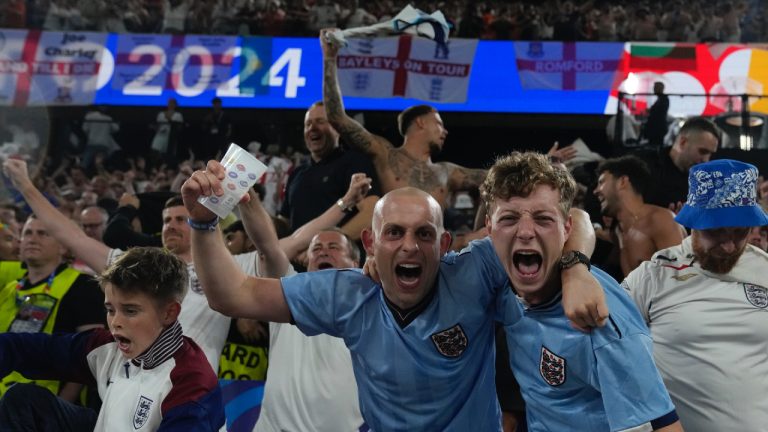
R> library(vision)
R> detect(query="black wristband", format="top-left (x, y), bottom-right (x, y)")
top-left (559, 250), bottom-right (591, 271)
top-left (187, 216), bottom-right (220, 231)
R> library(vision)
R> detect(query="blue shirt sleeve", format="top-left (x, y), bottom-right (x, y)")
top-left (594, 333), bottom-right (676, 431)
top-left (454, 238), bottom-right (521, 325)
top-left (281, 269), bottom-right (377, 339)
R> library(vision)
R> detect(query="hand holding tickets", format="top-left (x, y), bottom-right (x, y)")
top-left (198, 143), bottom-right (267, 219)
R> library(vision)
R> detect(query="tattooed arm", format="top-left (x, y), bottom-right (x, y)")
top-left (320, 28), bottom-right (391, 160)
top-left (445, 162), bottom-right (488, 193)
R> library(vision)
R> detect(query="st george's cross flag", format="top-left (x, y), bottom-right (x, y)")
top-left (336, 36), bottom-right (478, 103)
top-left (514, 41), bottom-right (623, 91)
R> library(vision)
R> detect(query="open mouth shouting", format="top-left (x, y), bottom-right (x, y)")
top-left (316, 260), bottom-right (334, 270)
top-left (512, 250), bottom-right (543, 282)
top-left (395, 263), bottom-right (423, 289)
top-left (114, 334), bottom-right (132, 355)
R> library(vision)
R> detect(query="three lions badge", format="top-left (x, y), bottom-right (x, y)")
top-left (133, 396), bottom-right (154, 429)
top-left (540, 346), bottom-right (566, 386)
top-left (744, 283), bottom-right (768, 308)
top-left (431, 324), bottom-right (468, 358)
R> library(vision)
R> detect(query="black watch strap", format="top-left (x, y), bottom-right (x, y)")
top-left (560, 250), bottom-right (591, 271)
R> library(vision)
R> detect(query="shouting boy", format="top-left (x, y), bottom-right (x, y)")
top-left (0, 247), bottom-right (224, 432)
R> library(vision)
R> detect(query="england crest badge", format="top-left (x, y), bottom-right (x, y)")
top-left (133, 396), bottom-right (154, 430)
top-left (744, 284), bottom-right (768, 308)
top-left (430, 324), bottom-right (468, 358)
top-left (540, 346), bottom-right (566, 386)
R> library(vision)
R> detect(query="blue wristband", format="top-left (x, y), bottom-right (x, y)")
top-left (187, 216), bottom-right (220, 231)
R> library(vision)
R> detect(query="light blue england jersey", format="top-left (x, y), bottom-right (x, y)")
top-left (282, 238), bottom-right (521, 432)
top-left (504, 267), bottom-right (677, 432)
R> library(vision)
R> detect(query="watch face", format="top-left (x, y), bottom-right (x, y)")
top-left (560, 251), bottom-right (580, 268)
top-left (561, 251), bottom-right (576, 265)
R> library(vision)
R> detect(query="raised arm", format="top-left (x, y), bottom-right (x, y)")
top-left (339, 195), bottom-right (377, 241)
top-left (320, 28), bottom-right (392, 160)
top-left (102, 194), bottom-right (163, 249)
top-left (238, 189), bottom-right (289, 278)
top-left (3, 159), bottom-right (109, 273)
top-left (280, 173), bottom-right (373, 259)
top-left (181, 161), bottom-right (291, 322)
top-left (241, 173), bottom-right (372, 275)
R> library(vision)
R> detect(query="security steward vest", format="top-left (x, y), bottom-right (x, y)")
top-left (0, 261), bottom-right (25, 289)
top-left (0, 266), bottom-right (81, 396)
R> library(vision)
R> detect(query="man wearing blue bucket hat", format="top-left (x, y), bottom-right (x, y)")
top-left (623, 159), bottom-right (768, 431)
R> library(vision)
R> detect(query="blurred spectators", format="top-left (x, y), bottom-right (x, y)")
top-left (10, 0), bottom-right (765, 43)
top-left (0, 0), bottom-right (26, 28)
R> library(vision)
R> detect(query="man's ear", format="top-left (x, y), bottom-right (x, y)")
top-left (618, 175), bottom-right (630, 190)
top-left (162, 301), bottom-right (181, 326)
top-left (361, 228), bottom-right (375, 256)
top-left (440, 231), bottom-right (452, 255)
top-left (414, 115), bottom-right (426, 130)
top-left (563, 214), bottom-right (573, 242)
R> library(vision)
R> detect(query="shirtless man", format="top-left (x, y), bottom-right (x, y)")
top-left (593, 155), bottom-right (686, 276)
top-left (320, 29), bottom-right (486, 210)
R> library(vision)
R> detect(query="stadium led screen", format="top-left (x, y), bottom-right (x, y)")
top-left (1, 30), bottom-right (767, 115)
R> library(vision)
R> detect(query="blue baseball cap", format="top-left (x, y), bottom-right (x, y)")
top-left (675, 159), bottom-right (768, 230)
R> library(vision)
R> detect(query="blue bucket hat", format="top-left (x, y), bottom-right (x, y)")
top-left (675, 159), bottom-right (768, 230)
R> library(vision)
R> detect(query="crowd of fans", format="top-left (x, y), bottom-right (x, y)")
top-left (1, 0), bottom-right (766, 42)
top-left (0, 1), bottom-right (767, 429)
top-left (0, 101), bottom-right (767, 430)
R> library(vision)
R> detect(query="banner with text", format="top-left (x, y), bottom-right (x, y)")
top-left (0, 30), bottom-right (106, 106)
top-left (3, 29), bottom-right (768, 116)
top-left (514, 41), bottom-right (623, 91)
top-left (336, 36), bottom-right (478, 103)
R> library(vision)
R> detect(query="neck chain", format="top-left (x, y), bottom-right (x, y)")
top-left (16, 268), bottom-right (57, 294)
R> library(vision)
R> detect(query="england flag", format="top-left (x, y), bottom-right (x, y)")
top-left (337, 36), bottom-right (478, 103)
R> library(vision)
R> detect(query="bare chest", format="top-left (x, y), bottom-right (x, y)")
top-left (379, 150), bottom-right (449, 206)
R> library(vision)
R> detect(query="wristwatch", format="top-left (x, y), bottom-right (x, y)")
top-left (336, 198), bottom-right (355, 213)
top-left (559, 251), bottom-right (591, 271)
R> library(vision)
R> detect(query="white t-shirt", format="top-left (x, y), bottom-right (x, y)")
top-left (161, 0), bottom-right (192, 32)
top-left (254, 266), bottom-right (363, 432)
top-left (83, 111), bottom-right (119, 152)
top-left (108, 249), bottom-right (259, 372)
top-left (259, 156), bottom-right (292, 217)
top-left (623, 237), bottom-right (768, 431)
top-left (151, 111), bottom-right (183, 153)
